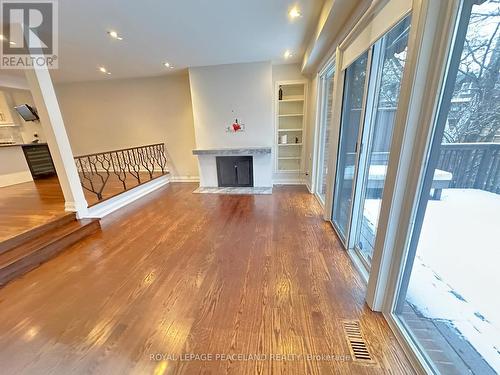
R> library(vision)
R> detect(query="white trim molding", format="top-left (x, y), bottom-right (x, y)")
top-left (170, 176), bottom-right (200, 182)
top-left (272, 176), bottom-right (305, 186)
top-left (82, 175), bottom-right (170, 219)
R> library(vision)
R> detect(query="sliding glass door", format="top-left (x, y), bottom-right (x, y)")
top-left (315, 64), bottom-right (336, 204)
top-left (331, 16), bottom-right (411, 256)
top-left (352, 17), bottom-right (411, 265)
top-left (331, 52), bottom-right (369, 243)
top-left (394, 1), bottom-right (500, 373)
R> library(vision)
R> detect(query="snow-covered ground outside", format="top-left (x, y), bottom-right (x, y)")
top-left (365, 189), bottom-right (500, 372)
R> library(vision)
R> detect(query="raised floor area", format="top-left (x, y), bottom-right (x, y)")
top-left (0, 183), bottom-right (413, 374)
top-left (0, 177), bottom-right (66, 244)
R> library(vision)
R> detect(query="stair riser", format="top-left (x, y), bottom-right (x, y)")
top-left (0, 214), bottom-right (76, 255)
top-left (0, 221), bottom-right (100, 286)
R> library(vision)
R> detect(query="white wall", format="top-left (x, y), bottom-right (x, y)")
top-left (55, 73), bottom-right (198, 179)
top-left (0, 146), bottom-right (33, 187)
top-left (271, 63), bottom-right (306, 82)
top-left (305, 74), bottom-right (318, 190)
top-left (189, 61), bottom-right (274, 187)
top-left (189, 61), bottom-right (273, 149)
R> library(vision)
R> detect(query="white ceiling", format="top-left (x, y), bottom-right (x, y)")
top-left (24, 0), bottom-right (322, 83)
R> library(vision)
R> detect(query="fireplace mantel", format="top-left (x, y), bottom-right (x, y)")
top-left (192, 147), bottom-right (272, 156)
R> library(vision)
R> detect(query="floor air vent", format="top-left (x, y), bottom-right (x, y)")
top-left (342, 320), bottom-right (375, 364)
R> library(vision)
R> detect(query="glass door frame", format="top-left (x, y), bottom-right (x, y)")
top-left (347, 41), bottom-right (385, 271)
top-left (314, 59), bottom-right (336, 206)
top-left (330, 47), bottom-right (374, 248)
top-left (330, 40), bottom-right (391, 271)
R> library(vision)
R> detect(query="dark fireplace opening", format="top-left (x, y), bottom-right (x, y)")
top-left (216, 156), bottom-right (253, 187)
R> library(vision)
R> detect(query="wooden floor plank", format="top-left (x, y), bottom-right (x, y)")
top-left (0, 183), bottom-right (414, 374)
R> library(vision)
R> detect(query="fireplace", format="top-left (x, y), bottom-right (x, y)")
top-left (192, 147), bottom-right (271, 188)
top-left (216, 156), bottom-right (253, 187)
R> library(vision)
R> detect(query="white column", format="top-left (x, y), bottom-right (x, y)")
top-left (24, 67), bottom-right (88, 217)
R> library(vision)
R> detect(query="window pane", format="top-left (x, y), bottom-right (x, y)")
top-left (332, 52), bottom-right (369, 241)
top-left (316, 68), bottom-right (335, 203)
top-left (355, 16), bottom-right (411, 265)
top-left (396, 2), bottom-right (500, 373)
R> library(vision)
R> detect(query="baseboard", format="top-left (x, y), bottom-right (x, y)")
top-left (305, 180), bottom-right (313, 193)
top-left (273, 178), bottom-right (305, 185)
top-left (346, 249), bottom-right (369, 285)
top-left (170, 176), bottom-right (200, 182)
top-left (0, 171), bottom-right (32, 187)
top-left (81, 175), bottom-right (170, 219)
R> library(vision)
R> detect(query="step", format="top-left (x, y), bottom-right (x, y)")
top-left (0, 218), bottom-right (100, 286)
top-left (0, 213), bottom-right (77, 255)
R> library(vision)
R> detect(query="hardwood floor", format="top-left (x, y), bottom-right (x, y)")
top-left (0, 183), bottom-right (414, 374)
top-left (0, 177), bottom-right (66, 243)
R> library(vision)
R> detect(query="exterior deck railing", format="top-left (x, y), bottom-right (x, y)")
top-left (74, 143), bottom-right (169, 203)
top-left (437, 143), bottom-right (500, 194)
top-left (357, 143), bottom-right (499, 255)
top-left (362, 144), bottom-right (499, 194)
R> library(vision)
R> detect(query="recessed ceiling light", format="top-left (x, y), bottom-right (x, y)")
top-left (289, 7), bottom-right (302, 19)
top-left (107, 30), bottom-right (123, 40)
top-left (163, 62), bottom-right (170, 68)
top-left (99, 66), bottom-right (111, 74)
top-left (9, 41), bottom-right (16, 45)
top-left (284, 50), bottom-right (292, 59)
top-left (0, 34), bottom-right (4, 40)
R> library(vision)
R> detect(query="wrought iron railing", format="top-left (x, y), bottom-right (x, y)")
top-left (74, 143), bottom-right (169, 202)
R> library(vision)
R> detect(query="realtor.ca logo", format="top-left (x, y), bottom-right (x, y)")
top-left (0, 0), bottom-right (58, 69)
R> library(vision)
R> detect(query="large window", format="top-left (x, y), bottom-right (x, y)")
top-left (395, 1), bottom-right (500, 373)
top-left (315, 65), bottom-right (335, 204)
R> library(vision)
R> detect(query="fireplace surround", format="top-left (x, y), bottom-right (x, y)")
top-left (192, 147), bottom-right (272, 188)
top-left (216, 156), bottom-right (253, 187)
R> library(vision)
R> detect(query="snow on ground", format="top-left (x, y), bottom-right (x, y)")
top-left (365, 189), bottom-right (500, 371)
top-left (363, 199), bottom-right (382, 233)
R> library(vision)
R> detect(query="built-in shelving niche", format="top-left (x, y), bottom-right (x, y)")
top-left (275, 81), bottom-right (307, 176)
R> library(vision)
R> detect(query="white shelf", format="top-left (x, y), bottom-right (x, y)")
top-left (278, 113), bottom-right (303, 117)
top-left (278, 157), bottom-right (301, 160)
top-left (278, 143), bottom-right (302, 146)
top-left (278, 169), bottom-right (301, 173)
top-left (280, 95), bottom-right (304, 101)
top-left (278, 128), bottom-right (302, 132)
top-left (279, 98), bottom-right (304, 103)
